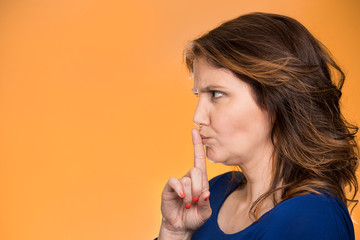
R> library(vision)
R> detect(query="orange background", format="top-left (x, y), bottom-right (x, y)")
top-left (0, 0), bottom-right (359, 239)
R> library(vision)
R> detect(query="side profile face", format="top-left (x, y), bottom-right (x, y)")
top-left (192, 57), bottom-right (274, 166)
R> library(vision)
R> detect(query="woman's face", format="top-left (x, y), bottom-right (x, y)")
top-left (192, 57), bottom-right (273, 166)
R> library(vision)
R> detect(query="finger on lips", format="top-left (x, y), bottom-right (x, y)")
top-left (192, 128), bottom-right (210, 192)
top-left (164, 129), bottom-right (211, 210)
top-left (189, 167), bottom-right (203, 200)
top-left (192, 129), bottom-right (206, 172)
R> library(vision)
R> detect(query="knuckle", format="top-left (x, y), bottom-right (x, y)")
top-left (192, 167), bottom-right (202, 175)
top-left (168, 177), bottom-right (177, 185)
top-left (168, 177), bottom-right (181, 190)
top-left (198, 153), bottom-right (206, 159)
top-left (192, 187), bottom-right (202, 196)
top-left (202, 187), bottom-right (209, 192)
top-left (197, 152), bottom-right (205, 157)
top-left (181, 176), bottom-right (191, 185)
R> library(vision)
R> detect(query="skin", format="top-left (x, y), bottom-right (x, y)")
top-left (158, 57), bottom-right (275, 239)
top-left (159, 128), bottom-right (211, 240)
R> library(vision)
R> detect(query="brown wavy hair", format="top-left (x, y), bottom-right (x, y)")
top-left (185, 12), bottom-right (359, 220)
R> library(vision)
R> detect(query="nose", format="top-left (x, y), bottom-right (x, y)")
top-left (193, 98), bottom-right (210, 127)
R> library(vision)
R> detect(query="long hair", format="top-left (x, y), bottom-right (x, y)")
top-left (185, 12), bottom-right (359, 220)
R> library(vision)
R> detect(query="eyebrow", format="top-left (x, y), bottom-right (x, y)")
top-left (192, 85), bottom-right (227, 94)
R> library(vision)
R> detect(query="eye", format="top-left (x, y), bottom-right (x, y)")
top-left (211, 91), bottom-right (224, 99)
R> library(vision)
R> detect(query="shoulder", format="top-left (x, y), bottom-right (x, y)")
top-left (272, 192), bottom-right (341, 216)
top-left (262, 192), bottom-right (354, 239)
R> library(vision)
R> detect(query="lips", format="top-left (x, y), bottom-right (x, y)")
top-left (202, 138), bottom-right (210, 143)
top-left (200, 135), bottom-right (211, 144)
top-left (199, 132), bottom-right (211, 145)
top-left (200, 132), bottom-right (207, 137)
top-left (200, 134), bottom-right (209, 140)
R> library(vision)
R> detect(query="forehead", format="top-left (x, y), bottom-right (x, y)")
top-left (192, 57), bottom-right (239, 89)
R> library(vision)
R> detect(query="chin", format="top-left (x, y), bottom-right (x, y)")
top-left (206, 147), bottom-right (231, 165)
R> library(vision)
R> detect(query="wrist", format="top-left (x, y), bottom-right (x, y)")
top-left (158, 219), bottom-right (193, 240)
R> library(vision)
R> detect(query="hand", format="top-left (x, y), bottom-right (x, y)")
top-left (159, 129), bottom-right (212, 239)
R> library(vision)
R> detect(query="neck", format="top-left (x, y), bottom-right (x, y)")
top-left (236, 141), bottom-right (277, 210)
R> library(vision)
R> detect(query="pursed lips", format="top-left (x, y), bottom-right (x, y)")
top-left (200, 134), bottom-right (211, 143)
top-left (200, 134), bottom-right (208, 139)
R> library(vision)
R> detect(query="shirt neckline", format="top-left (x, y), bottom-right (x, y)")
top-left (213, 173), bottom-right (273, 237)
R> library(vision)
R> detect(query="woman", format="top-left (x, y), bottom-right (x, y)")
top-left (156, 12), bottom-right (358, 239)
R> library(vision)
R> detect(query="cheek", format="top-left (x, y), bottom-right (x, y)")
top-left (211, 104), bottom-right (271, 144)
top-left (211, 107), bottom-right (245, 139)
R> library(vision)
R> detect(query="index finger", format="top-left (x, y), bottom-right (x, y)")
top-left (192, 128), bottom-right (208, 183)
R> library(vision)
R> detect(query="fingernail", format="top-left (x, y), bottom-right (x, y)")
top-left (185, 203), bottom-right (192, 209)
top-left (192, 197), bottom-right (199, 202)
top-left (204, 193), bottom-right (210, 201)
top-left (180, 190), bottom-right (185, 198)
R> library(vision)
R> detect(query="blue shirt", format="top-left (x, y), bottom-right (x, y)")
top-left (191, 171), bottom-right (355, 240)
